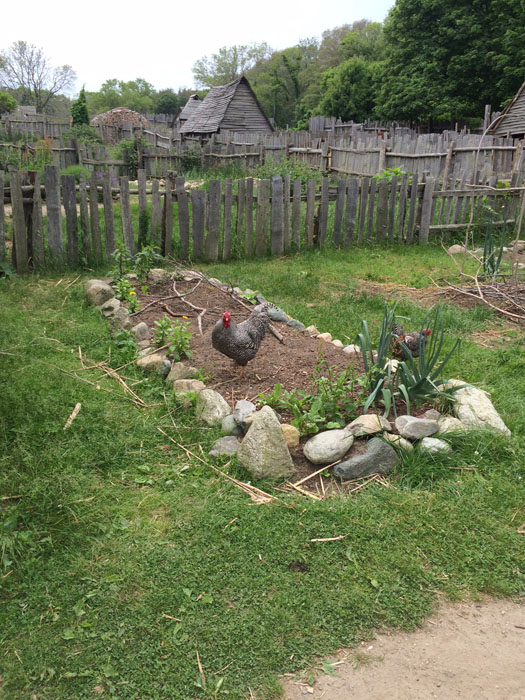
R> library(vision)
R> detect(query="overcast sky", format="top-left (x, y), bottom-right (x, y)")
top-left (2, 0), bottom-right (394, 95)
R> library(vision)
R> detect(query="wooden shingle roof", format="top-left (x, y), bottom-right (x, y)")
top-left (179, 76), bottom-right (273, 134)
top-left (178, 94), bottom-right (201, 121)
top-left (491, 81), bottom-right (525, 137)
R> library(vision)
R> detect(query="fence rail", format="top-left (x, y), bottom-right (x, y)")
top-left (2, 166), bottom-right (523, 273)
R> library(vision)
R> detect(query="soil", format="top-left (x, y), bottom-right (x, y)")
top-left (282, 597), bottom-right (525, 700)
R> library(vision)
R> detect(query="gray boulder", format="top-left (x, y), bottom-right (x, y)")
top-left (420, 437), bottom-right (452, 454)
top-left (147, 268), bottom-right (171, 284)
top-left (131, 322), bottom-right (150, 342)
top-left (172, 379), bottom-right (205, 393)
top-left (334, 438), bottom-right (399, 480)
top-left (395, 415), bottom-right (439, 440)
top-left (237, 406), bottom-right (295, 480)
top-left (442, 380), bottom-right (511, 436)
top-left (100, 297), bottom-right (121, 318)
top-left (196, 390), bottom-right (231, 426)
top-left (233, 400), bottom-right (257, 426)
top-left (267, 307), bottom-right (289, 323)
top-left (437, 415), bottom-right (465, 435)
top-left (303, 429), bottom-right (354, 465)
top-left (108, 307), bottom-right (133, 332)
top-left (221, 414), bottom-right (244, 437)
top-left (166, 362), bottom-right (198, 384)
top-left (347, 414), bottom-right (391, 436)
top-left (85, 280), bottom-right (114, 306)
top-left (137, 353), bottom-right (169, 375)
top-left (209, 436), bottom-right (240, 458)
top-left (286, 319), bottom-right (305, 331)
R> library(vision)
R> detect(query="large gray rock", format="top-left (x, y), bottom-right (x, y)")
top-left (267, 307), bottom-right (289, 323)
top-left (85, 280), bottom-right (114, 306)
top-left (147, 268), bottom-right (171, 284)
top-left (342, 344), bottom-right (360, 356)
top-left (395, 415), bottom-right (439, 440)
top-left (100, 297), bottom-right (121, 318)
top-left (334, 437), bottom-right (399, 480)
top-left (131, 322), bottom-right (149, 342)
top-left (172, 379), bottom-right (205, 393)
top-left (347, 414), bottom-right (391, 436)
top-left (108, 306), bottom-right (133, 332)
top-left (447, 244), bottom-right (465, 255)
top-left (443, 380), bottom-right (511, 437)
top-left (209, 436), bottom-right (240, 458)
top-left (237, 406), bottom-right (295, 480)
top-left (233, 400), bottom-right (257, 426)
top-left (195, 389), bottom-right (231, 426)
top-left (420, 437), bottom-right (452, 454)
top-left (303, 429), bottom-right (354, 465)
top-left (137, 353), bottom-right (169, 376)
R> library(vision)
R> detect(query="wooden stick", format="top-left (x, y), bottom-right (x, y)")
top-left (63, 403), bottom-right (81, 429)
top-left (285, 482), bottom-right (322, 500)
top-left (310, 535), bottom-right (347, 542)
top-left (292, 460), bottom-right (342, 487)
top-left (172, 280), bottom-right (206, 336)
top-left (347, 474), bottom-right (379, 494)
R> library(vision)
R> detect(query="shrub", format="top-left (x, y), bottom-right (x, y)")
top-left (60, 164), bottom-right (91, 183)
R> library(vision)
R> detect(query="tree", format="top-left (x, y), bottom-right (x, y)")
top-left (192, 43), bottom-right (272, 88)
top-left (154, 90), bottom-right (180, 115)
top-left (87, 78), bottom-right (155, 115)
top-left (377, 0), bottom-right (525, 123)
top-left (0, 41), bottom-right (75, 113)
top-left (0, 90), bottom-right (16, 115)
top-left (71, 86), bottom-right (89, 125)
top-left (317, 58), bottom-right (378, 122)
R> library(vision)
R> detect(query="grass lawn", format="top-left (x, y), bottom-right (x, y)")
top-left (1, 243), bottom-right (523, 699)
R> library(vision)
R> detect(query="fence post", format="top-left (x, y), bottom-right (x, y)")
top-left (419, 177), bottom-right (435, 244)
top-left (61, 174), bottom-right (79, 266)
top-left (270, 175), bottom-right (284, 255)
top-left (8, 168), bottom-right (28, 272)
top-left (120, 176), bottom-right (136, 255)
top-left (0, 170), bottom-right (4, 262)
top-left (255, 179), bottom-right (270, 256)
top-left (44, 165), bottom-right (64, 266)
top-left (205, 180), bottom-right (221, 260)
top-left (378, 141), bottom-right (387, 172)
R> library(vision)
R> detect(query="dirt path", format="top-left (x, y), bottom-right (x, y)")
top-left (282, 598), bottom-right (525, 699)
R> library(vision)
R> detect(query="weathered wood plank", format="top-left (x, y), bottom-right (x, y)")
top-left (9, 169), bottom-right (28, 272)
top-left (357, 177), bottom-right (369, 244)
top-left (205, 180), bottom-right (221, 260)
top-left (376, 178), bottom-right (389, 241)
top-left (176, 177), bottom-right (190, 259)
top-left (163, 171), bottom-right (174, 258)
top-left (366, 178), bottom-right (377, 242)
top-left (235, 179), bottom-right (245, 257)
top-left (387, 175), bottom-right (397, 242)
top-left (344, 178), bottom-right (358, 246)
top-left (291, 178), bottom-right (302, 251)
top-left (222, 178), bottom-right (233, 260)
top-left (137, 169), bottom-right (148, 249)
top-left (396, 173), bottom-right (409, 241)
top-left (31, 172), bottom-right (45, 267)
top-left (0, 171), bottom-right (4, 262)
top-left (244, 178), bottom-right (254, 256)
top-left (61, 174), bottom-right (79, 266)
top-left (271, 175), bottom-right (284, 255)
top-left (305, 178), bottom-right (316, 246)
top-left (333, 180), bottom-right (346, 246)
top-left (191, 189), bottom-right (205, 259)
top-left (150, 179), bottom-right (162, 248)
top-left (78, 174), bottom-right (90, 262)
top-left (406, 173), bottom-right (419, 245)
top-left (318, 178), bottom-right (329, 248)
top-left (45, 165), bottom-right (64, 265)
top-left (102, 173), bottom-right (115, 257)
top-left (89, 172), bottom-right (103, 264)
top-left (119, 176), bottom-right (136, 255)
top-left (283, 174), bottom-right (290, 252)
top-left (255, 179), bottom-right (271, 257)
top-left (419, 177), bottom-right (435, 244)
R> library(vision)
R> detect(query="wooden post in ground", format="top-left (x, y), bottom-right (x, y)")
top-left (9, 168), bottom-right (28, 272)
top-left (120, 176), bottom-right (136, 255)
top-left (419, 177), bottom-right (435, 244)
top-left (79, 173), bottom-right (90, 262)
top-left (176, 177), bottom-right (190, 259)
top-left (191, 189), bottom-right (205, 259)
top-left (61, 174), bottom-right (79, 266)
top-left (45, 165), bottom-right (64, 266)
top-left (0, 170), bottom-right (5, 262)
top-left (255, 179), bottom-right (270, 257)
top-left (89, 172), bottom-right (103, 264)
top-left (137, 169), bottom-right (148, 249)
top-left (205, 180), bottom-right (221, 260)
top-left (102, 173), bottom-right (115, 257)
top-left (271, 175), bottom-right (284, 256)
top-left (222, 179), bottom-right (233, 260)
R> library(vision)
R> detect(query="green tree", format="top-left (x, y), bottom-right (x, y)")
top-left (192, 43), bottom-right (272, 88)
top-left (154, 90), bottom-right (180, 115)
top-left (377, 0), bottom-right (525, 123)
top-left (87, 78), bottom-right (155, 115)
top-left (0, 90), bottom-right (16, 115)
top-left (71, 86), bottom-right (89, 125)
top-left (0, 41), bottom-right (75, 113)
top-left (317, 58), bottom-right (378, 122)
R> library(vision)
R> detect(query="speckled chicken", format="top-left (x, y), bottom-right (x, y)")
top-left (391, 323), bottom-right (431, 358)
top-left (212, 304), bottom-right (271, 377)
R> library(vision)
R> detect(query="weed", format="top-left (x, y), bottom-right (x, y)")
top-left (153, 314), bottom-right (192, 361)
top-left (134, 244), bottom-right (162, 281)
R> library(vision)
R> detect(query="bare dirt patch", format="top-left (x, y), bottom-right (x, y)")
top-left (282, 597), bottom-right (525, 700)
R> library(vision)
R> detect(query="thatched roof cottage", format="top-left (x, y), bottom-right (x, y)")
top-left (179, 76), bottom-right (273, 136)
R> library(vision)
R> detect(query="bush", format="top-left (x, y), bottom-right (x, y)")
top-left (59, 165), bottom-right (91, 183)
top-left (253, 157), bottom-right (322, 190)
top-left (63, 124), bottom-right (103, 145)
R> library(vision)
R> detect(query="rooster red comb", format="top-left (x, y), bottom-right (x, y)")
top-left (423, 329), bottom-right (431, 336)
top-left (222, 311), bottom-right (231, 327)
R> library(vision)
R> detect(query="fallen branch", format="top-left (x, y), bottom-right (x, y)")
top-left (63, 403), bottom-right (81, 429)
top-left (172, 280), bottom-right (206, 336)
top-left (285, 481), bottom-right (322, 500)
top-left (310, 535), bottom-right (347, 542)
top-left (347, 474), bottom-right (380, 494)
top-left (291, 460), bottom-right (342, 488)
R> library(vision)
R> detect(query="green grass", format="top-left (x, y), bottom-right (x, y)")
top-left (1, 245), bottom-right (524, 699)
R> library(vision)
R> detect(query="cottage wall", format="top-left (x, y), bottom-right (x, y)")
top-left (493, 85), bottom-right (525, 137)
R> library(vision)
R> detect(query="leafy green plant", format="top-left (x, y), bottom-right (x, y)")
top-left (111, 242), bottom-right (134, 279)
top-left (179, 146), bottom-right (203, 173)
top-left (254, 157), bottom-right (322, 190)
top-left (112, 278), bottom-right (140, 312)
top-left (153, 314), bottom-right (192, 361)
top-left (63, 124), bottom-right (103, 144)
top-left (111, 329), bottom-right (138, 362)
top-left (482, 218), bottom-right (506, 280)
top-left (134, 244), bottom-right (162, 281)
top-left (375, 166), bottom-right (411, 184)
top-left (59, 164), bottom-right (91, 184)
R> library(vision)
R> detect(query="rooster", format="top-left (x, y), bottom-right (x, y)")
top-left (391, 323), bottom-right (431, 359)
top-left (212, 304), bottom-right (271, 378)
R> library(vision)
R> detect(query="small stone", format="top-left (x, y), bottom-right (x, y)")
top-left (233, 287), bottom-right (244, 297)
top-left (332, 339), bottom-right (344, 348)
top-left (395, 415), bottom-right (439, 439)
top-left (447, 244), bottom-right (465, 255)
top-left (423, 409), bottom-right (441, 421)
top-left (384, 358), bottom-right (400, 373)
top-left (196, 389), bottom-right (231, 426)
top-left (437, 415), bottom-right (465, 434)
top-left (347, 414), bottom-right (392, 436)
top-left (125, 273), bottom-right (139, 281)
top-left (208, 277), bottom-right (223, 287)
top-left (382, 432), bottom-right (413, 451)
top-left (131, 322), bottom-right (149, 342)
top-left (108, 307), bottom-right (132, 331)
top-left (304, 325), bottom-right (320, 337)
top-left (420, 437), bottom-right (452, 454)
top-left (267, 307), bottom-right (289, 323)
top-left (100, 297), bottom-right (121, 317)
top-left (254, 293), bottom-right (268, 305)
top-left (286, 319), bottom-right (305, 331)
top-left (303, 429), bottom-right (354, 465)
top-left (316, 332), bottom-right (333, 343)
top-left (281, 424), bottom-right (300, 448)
top-left (209, 436), bottom-right (240, 458)
top-left (147, 268), bottom-right (170, 284)
top-left (237, 406), bottom-right (294, 480)
top-left (166, 362), bottom-right (198, 383)
top-left (233, 400), bottom-right (257, 425)
top-left (172, 378), bottom-right (205, 393)
top-left (221, 414), bottom-right (244, 437)
top-left (136, 353), bottom-right (167, 372)
top-left (334, 437), bottom-right (399, 480)
top-left (85, 280), bottom-right (114, 306)
top-left (342, 344), bottom-right (361, 356)
top-left (138, 347), bottom-right (154, 357)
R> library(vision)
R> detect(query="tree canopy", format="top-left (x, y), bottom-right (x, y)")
top-left (192, 43), bottom-right (272, 88)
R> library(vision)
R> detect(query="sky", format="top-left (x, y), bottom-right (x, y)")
top-left (2, 0), bottom-right (394, 96)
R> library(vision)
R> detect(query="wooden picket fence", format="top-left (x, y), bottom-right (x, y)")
top-left (2, 166), bottom-right (523, 273)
